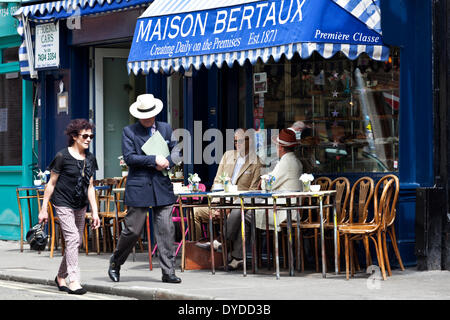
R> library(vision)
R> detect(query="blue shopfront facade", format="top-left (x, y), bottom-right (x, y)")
top-left (12, 0), bottom-right (434, 269)
top-left (126, 0), bottom-right (433, 267)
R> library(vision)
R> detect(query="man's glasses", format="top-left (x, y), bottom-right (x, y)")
top-left (234, 137), bottom-right (249, 144)
top-left (80, 134), bottom-right (94, 140)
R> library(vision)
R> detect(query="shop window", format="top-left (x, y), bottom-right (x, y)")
top-left (1, 46), bottom-right (19, 64)
top-left (250, 49), bottom-right (400, 173)
top-left (167, 73), bottom-right (184, 129)
top-left (0, 73), bottom-right (22, 166)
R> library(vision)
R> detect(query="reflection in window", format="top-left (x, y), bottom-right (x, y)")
top-left (249, 49), bottom-right (400, 173)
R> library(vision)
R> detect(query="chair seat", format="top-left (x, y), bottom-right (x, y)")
top-left (99, 211), bottom-right (127, 219)
top-left (339, 223), bottom-right (378, 234)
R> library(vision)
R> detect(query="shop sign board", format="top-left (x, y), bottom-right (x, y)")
top-left (0, 2), bottom-right (20, 38)
top-left (35, 22), bottom-right (60, 69)
top-left (254, 72), bottom-right (267, 94)
top-left (129, 0), bottom-right (383, 64)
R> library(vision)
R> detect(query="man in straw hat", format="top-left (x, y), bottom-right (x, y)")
top-left (108, 94), bottom-right (181, 284)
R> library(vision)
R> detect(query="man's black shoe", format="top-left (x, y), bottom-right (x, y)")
top-left (162, 274), bottom-right (182, 283)
top-left (108, 256), bottom-right (120, 282)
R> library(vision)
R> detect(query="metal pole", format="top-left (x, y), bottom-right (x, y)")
top-left (273, 196), bottom-right (280, 279)
top-left (319, 196), bottom-right (326, 278)
top-left (208, 196), bottom-right (215, 274)
top-left (286, 197), bottom-right (294, 276)
top-left (333, 203), bottom-right (338, 275)
top-left (240, 197), bottom-right (247, 277)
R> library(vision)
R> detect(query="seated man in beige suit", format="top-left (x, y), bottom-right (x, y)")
top-left (194, 129), bottom-right (262, 268)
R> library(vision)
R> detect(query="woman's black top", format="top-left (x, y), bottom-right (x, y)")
top-left (48, 148), bottom-right (98, 209)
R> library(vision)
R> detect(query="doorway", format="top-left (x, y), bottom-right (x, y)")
top-left (94, 48), bottom-right (145, 179)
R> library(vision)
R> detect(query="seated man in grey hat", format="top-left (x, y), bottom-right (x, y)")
top-left (108, 94), bottom-right (181, 284)
top-left (255, 128), bottom-right (303, 232)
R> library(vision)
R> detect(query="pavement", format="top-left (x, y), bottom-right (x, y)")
top-left (1, 240), bottom-right (450, 300)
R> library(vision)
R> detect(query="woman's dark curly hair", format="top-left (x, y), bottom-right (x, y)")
top-left (64, 119), bottom-right (95, 146)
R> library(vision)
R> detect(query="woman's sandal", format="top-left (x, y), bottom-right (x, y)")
top-left (67, 287), bottom-right (87, 295)
top-left (54, 276), bottom-right (70, 292)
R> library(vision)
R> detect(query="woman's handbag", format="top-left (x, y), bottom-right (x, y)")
top-left (26, 223), bottom-right (48, 251)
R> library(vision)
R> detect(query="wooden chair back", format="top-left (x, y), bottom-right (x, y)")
top-left (313, 177), bottom-right (332, 191)
top-left (374, 179), bottom-right (396, 229)
top-left (304, 177), bottom-right (332, 223)
top-left (348, 177), bottom-right (374, 224)
top-left (329, 177), bottom-right (350, 224)
top-left (374, 175), bottom-right (399, 228)
top-left (114, 176), bottom-right (127, 213)
top-left (117, 176), bottom-right (127, 188)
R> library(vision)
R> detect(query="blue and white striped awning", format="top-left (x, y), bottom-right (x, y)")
top-left (331, 0), bottom-right (382, 35)
top-left (14, 0), bottom-right (150, 22)
top-left (15, 0), bottom-right (151, 78)
top-left (128, 0), bottom-right (390, 75)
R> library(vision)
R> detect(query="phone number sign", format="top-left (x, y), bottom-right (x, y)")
top-left (35, 22), bottom-right (60, 69)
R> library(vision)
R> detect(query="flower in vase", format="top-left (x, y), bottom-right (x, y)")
top-left (219, 172), bottom-right (231, 185)
top-left (36, 170), bottom-right (50, 184)
top-left (118, 155), bottom-right (128, 171)
top-left (188, 173), bottom-right (201, 185)
top-left (299, 173), bottom-right (314, 183)
top-left (261, 174), bottom-right (276, 190)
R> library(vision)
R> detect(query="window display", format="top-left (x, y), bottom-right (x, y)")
top-left (249, 49), bottom-right (400, 173)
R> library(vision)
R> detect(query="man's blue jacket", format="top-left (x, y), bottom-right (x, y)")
top-left (122, 121), bottom-right (178, 207)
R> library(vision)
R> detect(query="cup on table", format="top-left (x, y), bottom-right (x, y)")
top-left (172, 182), bottom-right (183, 193)
top-left (211, 183), bottom-right (223, 191)
top-left (310, 185), bottom-right (321, 192)
top-left (33, 180), bottom-right (42, 186)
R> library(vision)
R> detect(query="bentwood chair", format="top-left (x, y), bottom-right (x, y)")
top-left (340, 177), bottom-right (391, 280)
top-left (377, 174), bottom-right (404, 276)
top-left (36, 189), bottom-right (65, 258)
top-left (323, 177), bottom-right (351, 272)
top-left (84, 186), bottom-right (101, 255)
top-left (343, 177), bottom-right (375, 271)
top-left (298, 176), bottom-right (332, 272)
top-left (95, 178), bottom-right (116, 252)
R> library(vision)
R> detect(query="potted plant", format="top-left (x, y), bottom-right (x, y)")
top-left (174, 163), bottom-right (183, 179)
top-left (118, 155), bottom-right (128, 176)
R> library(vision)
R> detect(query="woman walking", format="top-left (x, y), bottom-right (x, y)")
top-left (38, 119), bottom-right (100, 295)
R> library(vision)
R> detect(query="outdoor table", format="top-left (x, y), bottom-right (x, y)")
top-left (238, 190), bottom-right (337, 279)
top-left (16, 185), bottom-right (45, 251)
top-left (174, 190), bottom-right (210, 272)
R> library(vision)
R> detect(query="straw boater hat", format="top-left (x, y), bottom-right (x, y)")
top-left (129, 94), bottom-right (163, 119)
top-left (272, 128), bottom-right (300, 147)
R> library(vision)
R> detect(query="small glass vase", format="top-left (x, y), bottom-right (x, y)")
top-left (265, 181), bottom-right (273, 192)
top-left (191, 183), bottom-right (199, 192)
top-left (302, 181), bottom-right (311, 192)
top-left (224, 181), bottom-right (230, 192)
